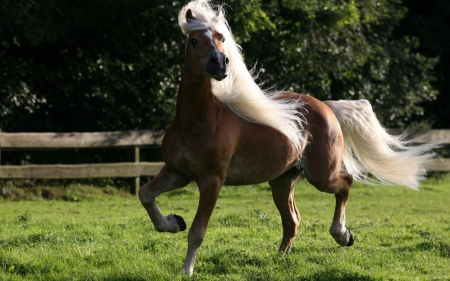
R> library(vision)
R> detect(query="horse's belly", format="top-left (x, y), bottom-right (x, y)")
top-left (224, 151), bottom-right (298, 186)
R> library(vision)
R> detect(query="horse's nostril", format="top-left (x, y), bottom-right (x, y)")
top-left (225, 57), bottom-right (229, 64)
top-left (209, 52), bottom-right (226, 70)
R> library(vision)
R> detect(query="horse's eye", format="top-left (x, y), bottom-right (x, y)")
top-left (191, 38), bottom-right (198, 45)
top-left (221, 38), bottom-right (225, 43)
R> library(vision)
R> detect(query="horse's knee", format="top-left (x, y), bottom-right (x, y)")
top-left (138, 182), bottom-right (155, 206)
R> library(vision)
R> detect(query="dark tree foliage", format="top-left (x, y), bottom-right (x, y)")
top-left (0, 0), bottom-right (185, 132)
top-left (0, 0), bottom-right (441, 132)
top-left (396, 0), bottom-right (450, 128)
top-left (229, 0), bottom-right (439, 128)
top-left (0, 0), bottom-right (187, 172)
top-left (0, 0), bottom-right (445, 170)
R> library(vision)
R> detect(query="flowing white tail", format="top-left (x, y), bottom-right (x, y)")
top-left (325, 99), bottom-right (438, 190)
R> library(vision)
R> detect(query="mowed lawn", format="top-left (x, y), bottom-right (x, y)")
top-left (1, 175), bottom-right (449, 281)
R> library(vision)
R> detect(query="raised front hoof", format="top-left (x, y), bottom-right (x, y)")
top-left (346, 230), bottom-right (355, 246)
top-left (167, 214), bottom-right (187, 232)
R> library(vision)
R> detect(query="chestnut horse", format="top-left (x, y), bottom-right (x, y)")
top-left (139, 0), bottom-right (436, 275)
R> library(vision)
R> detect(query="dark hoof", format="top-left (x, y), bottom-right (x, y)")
top-left (346, 230), bottom-right (354, 246)
top-left (173, 214), bottom-right (187, 231)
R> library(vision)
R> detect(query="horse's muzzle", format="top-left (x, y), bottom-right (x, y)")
top-left (207, 52), bottom-right (228, 81)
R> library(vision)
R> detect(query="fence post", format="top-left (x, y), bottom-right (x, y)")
top-left (135, 146), bottom-right (140, 195)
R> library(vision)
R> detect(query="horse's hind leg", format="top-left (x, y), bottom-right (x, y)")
top-left (139, 165), bottom-right (190, 233)
top-left (330, 173), bottom-right (354, 246)
top-left (269, 167), bottom-right (302, 254)
top-left (304, 155), bottom-right (355, 246)
top-left (301, 98), bottom-right (354, 246)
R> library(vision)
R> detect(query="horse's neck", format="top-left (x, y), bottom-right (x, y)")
top-left (175, 65), bottom-right (220, 132)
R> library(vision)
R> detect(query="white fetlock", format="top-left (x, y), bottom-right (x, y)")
top-left (178, 266), bottom-right (193, 276)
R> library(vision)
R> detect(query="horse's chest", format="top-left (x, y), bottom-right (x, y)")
top-left (162, 134), bottom-right (226, 179)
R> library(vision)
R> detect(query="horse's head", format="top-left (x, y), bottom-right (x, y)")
top-left (185, 9), bottom-right (228, 81)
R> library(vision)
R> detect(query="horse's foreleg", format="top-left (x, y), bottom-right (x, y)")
top-left (269, 167), bottom-right (302, 254)
top-left (139, 165), bottom-right (190, 233)
top-left (181, 176), bottom-right (222, 276)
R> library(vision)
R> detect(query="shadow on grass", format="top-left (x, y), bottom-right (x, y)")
top-left (95, 277), bottom-right (147, 281)
top-left (297, 269), bottom-right (377, 281)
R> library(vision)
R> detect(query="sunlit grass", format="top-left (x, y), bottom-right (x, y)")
top-left (1, 175), bottom-right (449, 280)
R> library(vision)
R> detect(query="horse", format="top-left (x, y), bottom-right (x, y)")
top-left (139, 0), bottom-right (437, 276)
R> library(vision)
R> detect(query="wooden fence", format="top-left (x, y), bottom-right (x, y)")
top-left (0, 130), bottom-right (165, 193)
top-left (1, 129), bottom-right (449, 193)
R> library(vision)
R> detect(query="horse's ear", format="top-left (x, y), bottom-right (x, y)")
top-left (186, 9), bottom-right (195, 22)
top-left (211, 10), bottom-right (221, 23)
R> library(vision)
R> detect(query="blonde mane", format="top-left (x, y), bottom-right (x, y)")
top-left (178, 0), bottom-right (307, 152)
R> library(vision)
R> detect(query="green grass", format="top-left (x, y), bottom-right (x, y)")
top-left (1, 175), bottom-right (450, 280)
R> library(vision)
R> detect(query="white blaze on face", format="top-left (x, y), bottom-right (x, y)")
top-left (204, 29), bottom-right (214, 42)
top-left (204, 29), bottom-right (225, 69)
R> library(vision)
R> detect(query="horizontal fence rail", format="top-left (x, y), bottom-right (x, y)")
top-left (0, 163), bottom-right (164, 179)
top-left (0, 130), bottom-right (165, 193)
top-left (0, 130), bottom-right (164, 148)
top-left (386, 129), bottom-right (450, 144)
top-left (1, 129), bottom-right (449, 193)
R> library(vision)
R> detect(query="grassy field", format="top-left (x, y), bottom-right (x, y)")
top-left (1, 175), bottom-right (449, 281)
